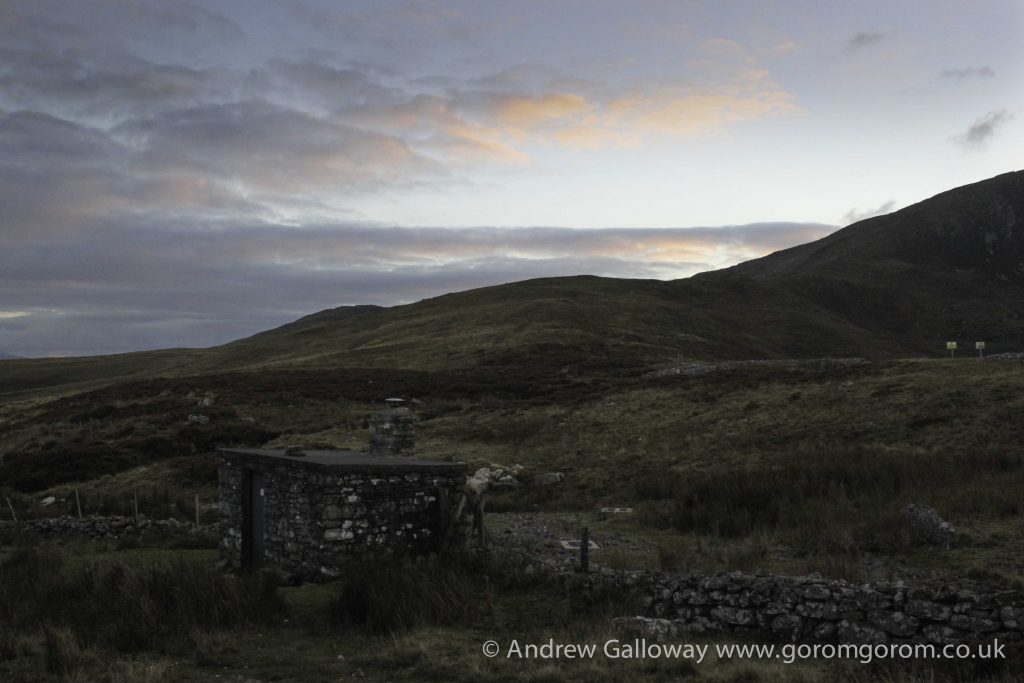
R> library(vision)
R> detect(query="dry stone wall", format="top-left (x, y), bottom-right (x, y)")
top-left (643, 571), bottom-right (1024, 646)
top-left (0, 515), bottom-right (211, 539)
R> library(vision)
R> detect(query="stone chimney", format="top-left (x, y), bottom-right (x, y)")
top-left (368, 398), bottom-right (416, 456)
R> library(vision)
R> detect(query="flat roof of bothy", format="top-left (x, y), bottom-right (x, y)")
top-left (219, 448), bottom-right (466, 474)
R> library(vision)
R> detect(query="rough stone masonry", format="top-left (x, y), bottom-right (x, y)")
top-left (642, 571), bottom-right (1024, 646)
top-left (218, 450), bottom-right (465, 580)
top-left (218, 401), bottom-right (466, 581)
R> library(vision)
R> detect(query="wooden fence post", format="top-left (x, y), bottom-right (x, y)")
top-left (580, 527), bottom-right (589, 574)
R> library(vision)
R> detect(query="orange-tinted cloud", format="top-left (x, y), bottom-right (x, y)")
top-left (458, 61), bottom-right (798, 151)
top-left (434, 123), bottom-right (531, 164)
top-left (489, 92), bottom-right (592, 130)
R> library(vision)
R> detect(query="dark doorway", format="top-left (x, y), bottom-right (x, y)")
top-left (242, 470), bottom-right (265, 570)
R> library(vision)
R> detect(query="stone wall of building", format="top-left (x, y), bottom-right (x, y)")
top-left (217, 457), bottom-right (251, 569)
top-left (218, 450), bottom-right (466, 581)
top-left (314, 469), bottom-right (465, 575)
top-left (641, 571), bottom-right (1024, 645)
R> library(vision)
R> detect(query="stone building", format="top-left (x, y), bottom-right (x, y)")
top-left (218, 400), bottom-right (466, 580)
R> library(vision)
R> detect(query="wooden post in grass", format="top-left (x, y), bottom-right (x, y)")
top-left (194, 493), bottom-right (200, 528)
top-left (580, 527), bottom-right (590, 574)
top-left (74, 488), bottom-right (82, 519)
top-left (442, 493), bottom-right (467, 552)
top-left (133, 489), bottom-right (139, 523)
top-left (5, 497), bottom-right (16, 523)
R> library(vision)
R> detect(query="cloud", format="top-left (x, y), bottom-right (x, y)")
top-left (0, 1), bottom-right (801, 207)
top-left (843, 200), bottom-right (896, 225)
top-left (489, 93), bottom-right (592, 130)
top-left (263, 60), bottom-right (403, 114)
top-left (606, 81), bottom-right (798, 137)
top-left (424, 124), bottom-right (531, 164)
top-left (0, 2), bottom-right (812, 357)
top-left (846, 30), bottom-right (893, 52)
top-left (0, 1), bottom-right (243, 65)
top-left (342, 65), bottom-right (797, 156)
top-left (952, 109), bottom-right (1014, 148)
top-left (0, 221), bottom-right (834, 356)
top-left (940, 66), bottom-right (995, 81)
top-left (118, 102), bottom-right (443, 194)
top-left (770, 40), bottom-right (798, 55)
top-left (0, 110), bottom-right (263, 239)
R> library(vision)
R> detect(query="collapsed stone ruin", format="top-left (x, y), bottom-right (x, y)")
top-left (218, 399), bottom-right (466, 581)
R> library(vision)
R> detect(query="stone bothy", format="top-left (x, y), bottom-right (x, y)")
top-left (218, 402), bottom-right (465, 581)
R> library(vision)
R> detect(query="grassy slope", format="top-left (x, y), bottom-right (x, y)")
top-left (0, 274), bottom-right (903, 406)
top-left (5, 357), bottom-right (1024, 586)
top-left (0, 349), bottom-right (210, 400)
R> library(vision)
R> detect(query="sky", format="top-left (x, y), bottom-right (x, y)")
top-left (0, 1), bottom-right (1021, 357)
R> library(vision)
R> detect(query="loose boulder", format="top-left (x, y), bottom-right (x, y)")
top-left (900, 504), bottom-right (955, 548)
top-left (466, 464), bottom-right (523, 496)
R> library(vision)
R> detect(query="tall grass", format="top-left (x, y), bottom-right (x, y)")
top-left (0, 547), bottom-right (282, 654)
top-left (328, 556), bottom-right (481, 635)
top-left (326, 552), bottom-right (630, 637)
top-left (633, 448), bottom-right (1024, 552)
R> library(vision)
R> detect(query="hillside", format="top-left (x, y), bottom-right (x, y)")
top-left (704, 170), bottom-right (1024, 353)
top-left (2, 171), bottom-right (1023, 403)
top-left (213, 169), bottom-right (1024, 368)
